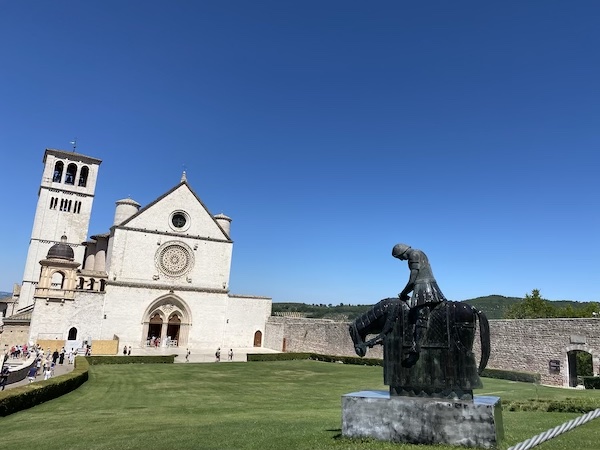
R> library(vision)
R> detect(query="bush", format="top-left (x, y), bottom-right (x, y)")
top-left (481, 368), bottom-right (541, 383)
top-left (0, 356), bottom-right (89, 417)
top-left (308, 353), bottom-right (383, 366)
top-left (85, 355), bottom-right (176, 365)
top-left (583, 376), bottom-right (600, 389)
top-left (247, 352), bottom-right (383, 366)
top-left (504, 397), bottom-right (600, 413)
top-left (247, 352), bottom-right (312, 362)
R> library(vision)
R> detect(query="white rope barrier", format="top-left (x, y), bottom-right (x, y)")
top-left (508, 408), bottom-right (600, 450)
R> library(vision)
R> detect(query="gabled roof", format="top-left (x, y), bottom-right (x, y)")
top-left (113, 180), bottom-right (231, 240)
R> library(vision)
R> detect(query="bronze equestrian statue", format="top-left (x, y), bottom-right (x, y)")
top-left (349, 244), bottom-right (490, 399)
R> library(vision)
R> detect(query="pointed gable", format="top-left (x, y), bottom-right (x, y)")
top-left (117, 182), bottom-right (231, 241)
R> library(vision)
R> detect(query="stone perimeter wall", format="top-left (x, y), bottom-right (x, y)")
top-left (265, 316), bottom-right (600, 387)
top-left (483, 318), bottom-right (600, 386)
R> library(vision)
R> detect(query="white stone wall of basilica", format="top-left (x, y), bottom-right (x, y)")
top-left (11, 148), bottom-right (272, 351)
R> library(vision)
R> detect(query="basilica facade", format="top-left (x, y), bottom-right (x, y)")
top-left (2, 148), bottom-right (271, 353)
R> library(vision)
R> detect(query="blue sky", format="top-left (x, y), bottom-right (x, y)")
top-left (1, 2), bottom-right (598, 303)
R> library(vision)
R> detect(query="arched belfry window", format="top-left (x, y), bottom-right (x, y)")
top-left (65, 163), bottom-right (77, 185)
top-left (68, 327), bottom-right (78, 340)
top-left (51, 271), bottom-right (65, 289)
top-left (78, 166), bottom-right (89, 187)
top-left (53, 161), bottom-right (64, 182)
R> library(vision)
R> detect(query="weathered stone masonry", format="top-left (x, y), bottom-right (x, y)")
top-left (483, 318), bottom-right (600, 386)
top-left (265, 316), bottom-right (600, 387)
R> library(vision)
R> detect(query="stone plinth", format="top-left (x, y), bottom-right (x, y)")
top-left (342, 391), bottom-right (503, 448)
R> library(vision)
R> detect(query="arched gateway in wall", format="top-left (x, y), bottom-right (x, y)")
top-left (141, 295), bottom-right (191, 347)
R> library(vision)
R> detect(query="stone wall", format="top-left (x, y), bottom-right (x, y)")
top-left (0, 323), bottom-right (30, 351)
top-left (265, 316), bottom-right (600, 387)
top-left (265, 317), bottom-right (382, 359)
top-left (483, 318), bottom-right (600, 386)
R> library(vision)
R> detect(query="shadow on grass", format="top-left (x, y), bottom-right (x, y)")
top-left (327, 428), bottom-right (342, 439)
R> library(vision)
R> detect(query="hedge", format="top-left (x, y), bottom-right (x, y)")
top-left (247, 352), bottom-right (313, 362)
top-left (583, 376), bottom-right (600, 389)
top-left (308, 353), bottom-right (383, 366)
top-left (247, 352), bottom-right (383, 366)
top-left (480, 367), bottom-right (541, 384)
top-left (503, 398), bottom-right (600, 413)
top-left (85, 355), bottom-right (176, 365)
top-left (0, 356), bottom-right (89, 417)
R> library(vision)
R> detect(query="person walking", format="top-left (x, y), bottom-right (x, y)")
top-left (0, 365), bottom-right (9, 390)
top-left (228, 349), bottom-right (233, 361)
top-left (215, 348), bottom-right (221, 362)
top-left (28, 365), bottom-right (37, 383)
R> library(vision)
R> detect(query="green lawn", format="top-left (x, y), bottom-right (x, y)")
top-left (1, 360), bottom-right (600, 450)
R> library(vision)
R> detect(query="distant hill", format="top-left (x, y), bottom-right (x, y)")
top-left (462, 295), bottom-right (522, 319)
top-left (272, 296), bottom-right (597, 321)
top-left (463, 295), bottom-right (598, 319)
top-left (0, 291), bottom-right (11, 299)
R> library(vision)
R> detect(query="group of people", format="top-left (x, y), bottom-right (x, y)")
top-left (27, 346), bottom-right (71, 383)
top-left (7, 344), bottom-right (30, 359)
top-left (2, 345), bottom-right (77, 387)
top-left (215, 348), bottom-right (234, 362)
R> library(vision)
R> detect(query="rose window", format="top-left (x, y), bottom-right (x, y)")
top-left (156, 242), bottom-right (194, 278)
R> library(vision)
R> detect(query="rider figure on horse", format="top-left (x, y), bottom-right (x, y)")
top-left (392, 243), bottom-right (447, 368)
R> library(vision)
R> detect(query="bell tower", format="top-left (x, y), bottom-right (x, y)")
top-left (18, 148), bottom-right (102, 309)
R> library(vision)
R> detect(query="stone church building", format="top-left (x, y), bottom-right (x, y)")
top-left (1, 148), bottom-right (271, 353)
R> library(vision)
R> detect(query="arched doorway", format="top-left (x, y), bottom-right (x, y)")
top-left (141, 295), bottom-right (191, 348)
top-left (148, 313), bottom-right (163, 342)
top-left (253, 330), bottom-right (262, 347)
top-left (167, 314), bottom-right (181, 345)
top-left (567, 350), bottom-right (593, 387)
top-left (68, 327), bottom-right (78, 340)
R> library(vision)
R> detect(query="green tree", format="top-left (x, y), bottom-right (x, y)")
top-left (504, 289), bottom-right (557, 319)
top-left (576, 351), bottom-right (593, 376)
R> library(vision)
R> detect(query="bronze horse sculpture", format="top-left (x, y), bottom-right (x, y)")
top-left (349, 297), bottom-right (490, 399)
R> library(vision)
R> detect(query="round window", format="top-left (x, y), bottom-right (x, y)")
top-left (171, 213), bottom-right (187, 229)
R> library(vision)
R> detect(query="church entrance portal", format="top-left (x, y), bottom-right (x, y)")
top-left (148, 314), bottom-right (163, 340)
top-left (142, 296), bottom-right (190, 348)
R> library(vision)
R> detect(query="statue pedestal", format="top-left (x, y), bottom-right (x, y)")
top-left (342, 391), bottom-right (503, 448)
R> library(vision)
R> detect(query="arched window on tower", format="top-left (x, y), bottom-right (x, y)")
top-left (68, 327), bottom-right (78, 340)
top-left (78, 166), bottom-right (89, 187)
top-left (51, 271), bottom-right (65, 289)
top-left (53, 161), bottom-right (64, 182)
top-left (65, 163), bottom-right (77, 185)
top-left (100, 279), bottom-right (106, 292)
top-left (78, 277), bottom-right (85, 289)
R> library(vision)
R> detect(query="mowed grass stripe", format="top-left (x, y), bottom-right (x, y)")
top-left (1, 360), bottom-right (600, 450)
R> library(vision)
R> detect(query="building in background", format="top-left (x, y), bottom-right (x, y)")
top-left (1, 148), bottom-right (271, 353)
